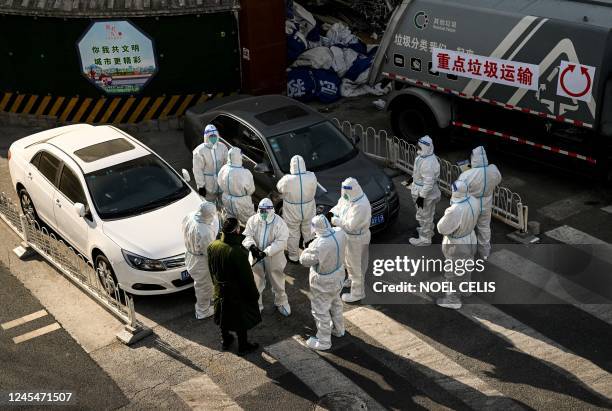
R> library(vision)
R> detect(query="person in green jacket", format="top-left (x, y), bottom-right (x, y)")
top-left (207, 217), bottom-right (261, 356)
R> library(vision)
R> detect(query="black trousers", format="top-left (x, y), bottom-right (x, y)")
top-left (221, 328), bottom-right (248, 348)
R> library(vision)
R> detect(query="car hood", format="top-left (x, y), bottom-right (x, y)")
top-left (313, 152), bottom-right (389, 206)
top-left (102, 192), bottom-right (202, 259)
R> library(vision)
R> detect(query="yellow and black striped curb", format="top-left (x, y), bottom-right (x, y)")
top-left (0, 91), bottom-right (237, 124)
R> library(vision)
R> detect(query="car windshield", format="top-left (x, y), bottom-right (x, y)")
top-left (84, 154), bottom-right (190, 220)
top-left (267, 121), bottom-right (357, 173)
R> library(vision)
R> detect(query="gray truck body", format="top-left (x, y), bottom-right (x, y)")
top-left (371, 0), bottom-right (612, 141)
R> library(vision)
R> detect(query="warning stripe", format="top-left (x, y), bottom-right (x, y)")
top-left (451, 121), bottom-right (597, 165)
top-left (0, 91), bottom-right (236, 124)
top-left (383, 72), bottom-right (594, 129)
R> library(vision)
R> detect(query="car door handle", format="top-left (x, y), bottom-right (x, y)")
top-left (27, 172), bottom-right (33, 180)
top-left (55, 199), bottom-right (61, 208)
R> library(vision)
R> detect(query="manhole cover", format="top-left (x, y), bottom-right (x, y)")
top-left (314, 392), bottom-right (368, 411)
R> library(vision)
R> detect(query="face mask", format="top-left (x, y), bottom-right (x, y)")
top-left (208, 137), bottom-right (218, 145)
top-left (259, 211), bottom-right (268, 221)
top-left (343, 193), bottom-right (349, 201)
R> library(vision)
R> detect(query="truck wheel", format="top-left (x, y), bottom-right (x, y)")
top-left (391, 103), bottom-right (440, 144)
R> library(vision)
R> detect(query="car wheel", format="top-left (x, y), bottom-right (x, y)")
top-left (391, 102), bottom-right (441, 145)
top-left (95, 254), bottom-right (121, 299)
top-left (18, 188), bottom-right (38, 223)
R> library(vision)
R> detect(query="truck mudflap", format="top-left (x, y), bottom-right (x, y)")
top-left (382, 71), bottom-right (595, 130)
top-left (452, 121), bottom-right (597, 165)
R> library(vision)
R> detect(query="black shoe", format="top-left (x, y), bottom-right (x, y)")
top-left (221, 334), bottom-right (234, 351)
top-left (237, 342), bottom-right (259, 356)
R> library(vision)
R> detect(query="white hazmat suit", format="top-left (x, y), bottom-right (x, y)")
top-left (193, 124), bottom-right (228, 203)
top-left (243, 198), bottom-right (291, 315)
top-left (182, 201), bottom-right (220, 319)
top-left (300, 215), bottom-right (347, 351)
top-left (410, 135), bottom-right (441, 246)
top-left (276, 155), bottom-right (317, 261)
top-left (435, 180), bottom-right (479, 310)
top-left (331, 177), bottom-right (371, 303)
top-left (458, 146), bottom-right (502, 259)
top-left (217, 147), bottom-right (256, 226)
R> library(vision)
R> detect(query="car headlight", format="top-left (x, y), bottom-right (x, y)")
top-left (122, 250), bottom-right (166, 271)
top-left (316, 204), bottom-right (332, 215)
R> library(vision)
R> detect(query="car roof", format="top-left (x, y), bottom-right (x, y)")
top-left (45, 125), bottom-right (150, 174)
top-left (216, 95), bottom-right (328, 137)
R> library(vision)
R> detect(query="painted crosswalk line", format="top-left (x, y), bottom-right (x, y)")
top-left (412, 290), bottom-right (612, 401)
top-left (12, 322), bottom-right (61, 344)
top-left (538, 194), bottom-right (596, 221)
top-left (1, 309), bottom-right (48, 330)
top-left (489, 249), bottom-right (612, 326)
top-left (345, 307), bottom-right (523, 410)
top-left (265, 336), bottom-right (384, 410)
top-left (171, 374), bottom-right (242, 411)
top-left (545, 225), bottom-right (612, 267)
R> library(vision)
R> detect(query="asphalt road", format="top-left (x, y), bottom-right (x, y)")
top-left (0, 97), bottom-right (611, 410)
top-left (0, 265), bottom-right (127, 410)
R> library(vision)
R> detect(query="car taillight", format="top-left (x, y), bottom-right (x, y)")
top-left (7, 150), bottom-right (11, 161)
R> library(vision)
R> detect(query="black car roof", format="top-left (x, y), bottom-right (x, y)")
top-left (216, 95), bottom-right (328, 137)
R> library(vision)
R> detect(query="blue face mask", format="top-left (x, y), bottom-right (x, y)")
top-left (343, 193), bottom-right (349, 200)
top-left (208, 136), bottom-right (218, 145)
top-left (259, 211), bottom-right (268, 221)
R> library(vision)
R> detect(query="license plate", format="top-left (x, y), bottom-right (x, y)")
top-left (371, 214), bottom-right (385, 226)
top-left (181, 270), bottom-right (191, 281)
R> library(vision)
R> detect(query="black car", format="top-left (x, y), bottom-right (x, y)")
top-left (183, 95), bottom-right (399, 233)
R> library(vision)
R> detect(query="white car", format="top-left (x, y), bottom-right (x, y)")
top-left (8, 124), bottom-right (203, 295)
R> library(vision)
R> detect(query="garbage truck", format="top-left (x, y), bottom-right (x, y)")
top-left (369, 0), bottom-right (612, 174)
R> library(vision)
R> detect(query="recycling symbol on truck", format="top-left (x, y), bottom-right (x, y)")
top-left (556, 60), bottom-right (596, 102)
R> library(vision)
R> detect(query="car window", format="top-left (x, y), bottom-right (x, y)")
top-left (58, 166), bottom-right (86, 204)
top-left (30, 152), bottom-right (42, 168)
top-left (212, 115), bottom-right (267, 164)
top-left (36, 151), bottom-right (61, 185)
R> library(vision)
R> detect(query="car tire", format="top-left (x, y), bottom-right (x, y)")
top-left (390, 102), bottom-right (442, 145)
top-left (95, 254), bottom-right (122, 300)
top-left (18, 188), bottom-right (39, 223)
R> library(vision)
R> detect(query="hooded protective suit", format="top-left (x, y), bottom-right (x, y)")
top-left (276, 155), bottom-right (317, 261)
top-left (217, 147), bottom-right (256, 226)
top-left (182, 201), bottom-right (220, 319)
top-left (300, 215), bottom-right (347, 350)
top-left (330, 177), bottom-right (371, 302)
top-left (436, 180), bottom-right (479, 310)
top-left (243, 198), bottom-right (291, 314)
top-left (410, 136), bottom-right (441, 245)
top-left (458, 146), bottom-right (502, 258)
top-left (193, 124), bottom-right (228, 203)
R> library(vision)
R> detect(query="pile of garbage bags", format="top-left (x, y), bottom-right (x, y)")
top-left (286, 1), bottom-right (390, 103)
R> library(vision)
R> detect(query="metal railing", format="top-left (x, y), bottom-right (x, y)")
top-left (0, 193), bottom-right (148, 343)
top-left (333, 119), bottom-right (529, 232)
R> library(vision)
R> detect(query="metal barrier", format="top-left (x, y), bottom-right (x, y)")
top-left (333, 119), bottom-right (529, 233)
top-left (0, 193), bottom-right (150, 345)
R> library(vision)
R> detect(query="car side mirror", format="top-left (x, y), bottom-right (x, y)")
top-left (181, 169), bottom-right (191, 182)
top-left (74, 203), bottom-right (86, 218)
top-left (254, 161), bottom-right (272, 174)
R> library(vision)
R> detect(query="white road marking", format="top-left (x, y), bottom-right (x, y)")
top-left (265, 336), bottom-right (384, 410)
top-left (345, 307), bottom-right (523, 410)
top-left (12, 322), bottom-right (61, 344)
top-left (538, 194), bottom-right (596, 221)
top-left (462, 302), bottom-right (612, 401)
top-left (545, 225), bottom-right (612, 265)
top-left (1, 309), bottom-right (48, 330)
top-left (601, 205), bottom-right (612, 214)
top-left (412, 291), bottom-right (612, 401)
top-left (489, 249), bottom-right (612, 325)
top-left (171, 374), bottom-right (242, 411)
